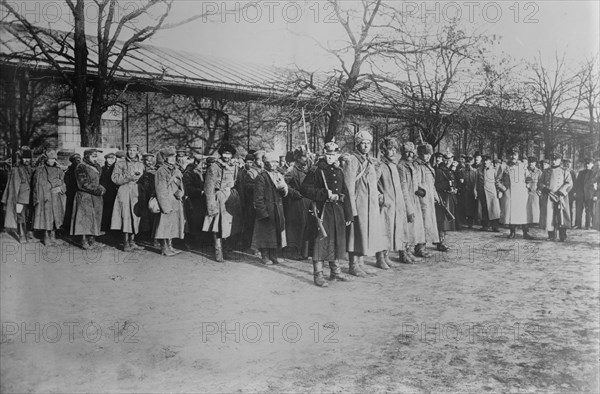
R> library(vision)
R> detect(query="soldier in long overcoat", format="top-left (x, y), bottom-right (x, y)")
top-left (100, 152), bottom-right (117, 234)
top-left (538, 153), bottom-right (573, 241)
top-left (435, 154), bottom-right (458, 244)
top-left (138, 153), bottom-right (158, 240)
top-left (525, 156), bottom-right (542, 225)
top-left (203, 143), bottom-right (242, 262)
top-left (377, 137), bottom-right (413, 268)
top-left (154, 146), bottom-right (185, 256)
top-left (238, 151), bottom-right (265, 253)
top-left (456, 156), bottom-right (478, 229)
top-left (397, 142), bottom-right (424, 263)
top-left (71, 149), bottom-right (106, 249)
top-left (251, 152), bottom-right (289, 265)
top-left (474, 156), bottom-right (501, 232)
top-left (283, 147), bottom-right (312, 259)
top-left (62, 153), bottom-right (80, 236)
top-left (111, 143), bottom-right (145, 251)
top-left (412, 144), bottom-right (440, 258)
top-left (340, 130), bottom-right (385, 277)
top-left (1, 148), bottom-right (34, 243)
top-left (32, 150), bottom-right (66, 245)
top-left (573, 159), bottom-right (595, 229)
top-left (182, 154), bottom-right (206, 246)
top-left (496, 148), bottom-right (533, 239)
top-left (301, 141), bottom-right (353, 287)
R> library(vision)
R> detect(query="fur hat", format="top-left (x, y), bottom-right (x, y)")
top-left (417, 144), bottom-right (434, 155)
top-left (244, 153), bottom-right (255, 162)
top-left (69, 153), bottom-right (81, 163)
top-left (253, 150), bottom-right (266, 160)
top-left (401, 141), bottom-right (416, 154)
top-left (20, 149), bottom-right (32, 159)
top-left (218, 143), bottom-right (236, 156)
top-left (293, 147), bottom-right (308, 161)
top-left (161, 146), bottom-right (177, 158)
top-left (379, 137), bottom-right (399, 152)
top-left (324, 141), bottom-right (340, 154)
top-left (355, 130), bottom-right (373, 143)
top-left (115, 150), bottom-right (126, 158)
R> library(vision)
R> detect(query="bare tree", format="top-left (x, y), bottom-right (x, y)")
top-left (579, 55), bottom-right (600, 135)
top-left (1, 0), bottom-right (174, 146)
top-left (525, 52), bottom-right (584, 157)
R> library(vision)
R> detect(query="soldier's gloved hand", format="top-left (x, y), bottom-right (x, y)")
top-left (415, 188), bottom-right (426, 198)
top-left (174, 190), bottom-right (184, 200)
top-left (330, 193), bottom-right (339, 201)
top-left (556, 190), bottom-right (564, 197)
top-left (497, 191), bottom-right (503, 199)
top-left (345, 220), bottom-right (352, 226)
top-left (407, 213), bottom-right (415, 223)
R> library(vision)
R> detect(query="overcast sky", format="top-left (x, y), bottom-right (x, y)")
top-left (148, 0), bottom-right (600, 70)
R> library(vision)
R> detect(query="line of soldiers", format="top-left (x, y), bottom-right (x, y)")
top-left (2, 135), bottom-right (599, 288)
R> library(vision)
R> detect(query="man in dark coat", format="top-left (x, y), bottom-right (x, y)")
top-left (434, 152), bottom-right (458, 249)
top-left (0, 156), bottom-right (10, 233)
top-left (32, 150), bottom-right (66, 245)
top-left (138, 152), bottom-right (158, 243)
top-left (283, 146), bottom-right (312, 260)
top-left (238, 151), bottom-right (264, 253)
top-left (100, 152), bottom-right (117, 235)
top-left (538, 153), bottom-right (573, 241)
top-left (251, 152), bottom-right (289, 265)
top-left (301, 141), bottom-right (353, 287)
top-left (62, 153), bottom-right (81, 236)
top-left (1, 148), bottom-right (34, 243)
top-left (71, 149), bottom-right (106, 249)
top-left (563, 159), bottom-right (577, 225)
top-left (573, 159), bottom-right (595, 229)
top-left (182, 153), bottom-right (206, 248)
top-left (456, 156), bottom-right (478, 229)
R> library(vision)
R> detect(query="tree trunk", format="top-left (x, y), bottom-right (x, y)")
top-left (7, 74), bottom-right (18, 160)
top-left (73, 0), bottom-right (89, 145)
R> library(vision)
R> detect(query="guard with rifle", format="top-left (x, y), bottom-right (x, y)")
top-left (538, 152), bottom-right (573, 241)
top-left (300, 141), bottom-right (353, 287)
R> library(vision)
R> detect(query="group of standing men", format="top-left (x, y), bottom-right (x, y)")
top-left (2, 132), bottom-right (599, 288)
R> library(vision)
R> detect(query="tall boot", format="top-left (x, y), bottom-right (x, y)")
top-left (358, 255), bottom-right (377, 274)
top-left (348, 253), bottom-right (366, 277)
top-left (25, 228), bottom-right (34, 242)
top-left (491, 220), bottom-right (500, 232)
top-left (313, 261), bottom-right (328, 287)
top-left (259, 249), bottom-right (272, 265)
top-left (88, 236), bottom-right (103, 249)
top-left (17, 223), bottom-right (26, 243)
top-left (214, 235), bottom-right (224, 262)
top-left (508, 225), bottom-right (516, 239)
top-left (81, 234), bottom-right (91, 250)
top-left (123, 233), bottom-right (133, 252)
top-left (558, 228), bottom-right (568, 242)
top-left (375, 251), bottom-right (390, 270)
top-left (42, 230), bottom-right (50, 246)
top-left (301, 241), bottom-right (310, 260)
top-left (167, 239), bottom-right (181, 255)
top-left (329, 261), bottom-right (348, 281)
top-left (161, 239), bottom-right (176, 256)
top-left (269, 248), bottom-right (280, 265)
top-left (49, 230), bottom-right (57, 245)
top-left (523, 225), bottom-right (534, 240)
top-left (129, 234), bottom-right (144, 250)
top-left (547, 231), bottom-right (556, 241)
top-left (405, 243), bottom-right (416, 258)
top-left (383, 250), bottom-right (399, 267)
top-left (414, 243), bottom-right (431, 258)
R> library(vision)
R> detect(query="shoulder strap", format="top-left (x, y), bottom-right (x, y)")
top-left (319, 168), bottom-right (330, 193)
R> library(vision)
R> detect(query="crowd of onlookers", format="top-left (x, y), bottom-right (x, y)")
top-left (1, 134), bottom-right (599, 287)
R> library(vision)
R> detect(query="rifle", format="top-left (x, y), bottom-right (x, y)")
top-left (435, 191), bottom-right (455, 222)
top-left (311, 201), bottom-right (327, 240)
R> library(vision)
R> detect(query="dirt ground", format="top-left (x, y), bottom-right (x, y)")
top-left (1, 226), bottom-right (599, 393)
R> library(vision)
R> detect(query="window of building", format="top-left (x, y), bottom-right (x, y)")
top-left (58, 102), bottom-right (124, 149)
top-left (101, 105), bottom-right (124, 149)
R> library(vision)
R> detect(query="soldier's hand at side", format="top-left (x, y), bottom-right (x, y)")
top-left (330, 193), bottom-right (339, 201)
top-left (407, 213), bottom-right (415, 223)
top-left (345, 220), bottom-right (352, 226)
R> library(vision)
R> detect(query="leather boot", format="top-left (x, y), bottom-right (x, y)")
top-left (301, 241), bottom-right (310, 260)
top-left (81, 235), bottom-right (91, 250)
top-left (547, 231), bottom-right (556, 241)
top-left (42, 230), bottom-right (50, 246)
top-left (17, 223), bottom-right (26, 243)
top-left (414, 243), bottom-right (431, 258)
top-left (25, 229), bottom-right (34, 242)
top-left (329, 260), bottom-right (348, 281)
top-left (153, 238), bottom-right (160, 249)
top-left (399, 249), bottom-right (415, 264)
top-left (161, 239), bottom-right (176, 256)
top-left (508, 226), bottom-right (516, 239)
top-left (375, 251), bottom-right (390, 270)
top-left (348, 254), bottom-right (366, 277)
top-left (89, 236), bottom-right (102, 249)
top-left (269, 248), bottom-right (280, 264)
top-left (558, 228), bottom-right (567, 242)
top-left (383, 250), bottom-right (398, 267)
top-left (313, 261), bottom-right (328, 287)
top-left (260, 249), bottom-right (272, 265)
top-left (49, 230), bottom-right (57, 244)
top-left (123, 233), bottom-right (133, 252)
top-left (130, 234), bottom-right (144, 251)
top-left (358, 255), bottom-right (377, 274)
top-left (167, 239), bottom-right (181, 255)
top-left (436, 242), bottom-right (449, 252)
top-left (523, 226), bottom-right (534, 240)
